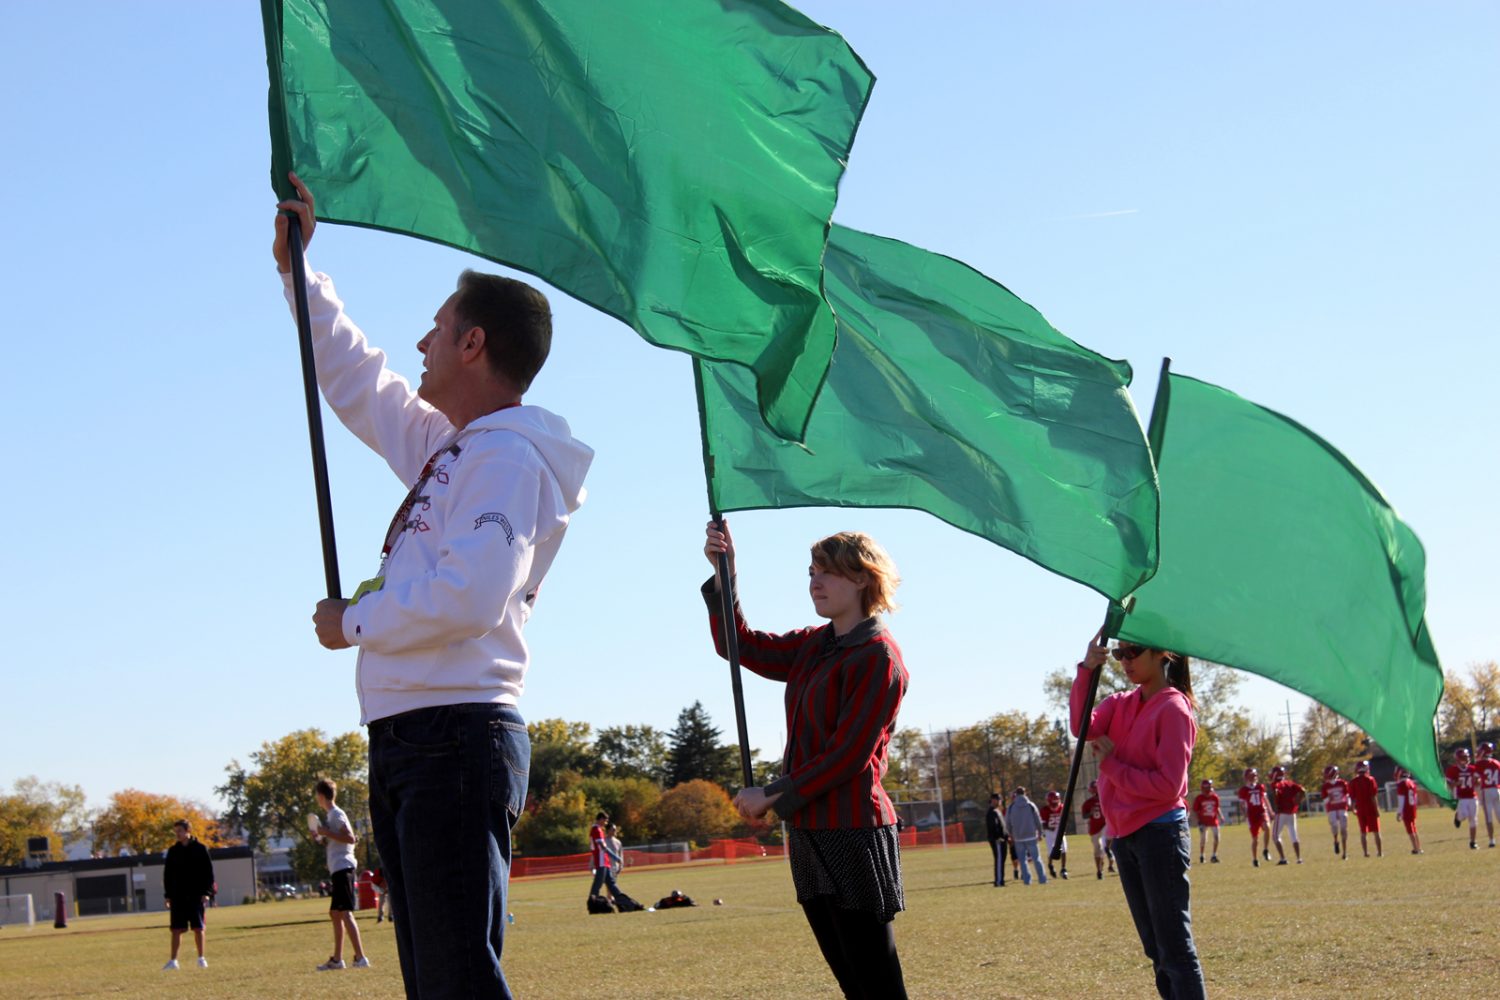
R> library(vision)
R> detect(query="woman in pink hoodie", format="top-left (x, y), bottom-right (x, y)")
top-left (1072, 636), bottom-right (1207, 1000)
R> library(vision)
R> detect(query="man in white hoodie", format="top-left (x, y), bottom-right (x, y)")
top-left (275, 174), bottom-right (592, 999)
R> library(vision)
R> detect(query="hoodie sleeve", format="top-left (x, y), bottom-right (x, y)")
top-left (283, 262), bottom-right (451, 484)
top-left (343, 439), bottom-right (548, 653)
top-left (1071, 664), bottom-right (1120, 737)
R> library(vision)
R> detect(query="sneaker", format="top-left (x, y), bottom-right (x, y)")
top-left (197, 957), bottom-right (208, 969)
top-left (316, 958), bottom-right (346, 971)
top-left (1199, 854), bottom-right (1205, 864)
top-left (1060, 869), bottom-right (1069, 880)
top-left (1454, 814), bottom-right (1462, 829)
top-left (1333, 843), bottom-right (1340, 854)
top-left (1296, 858), bottom-right (1304, 864)
top-left (1263, 850), bottom-right (1271, 861)
top-left (1253, 859), bottom-right (1259, 868)
top-left (162, 960), bottom-right (180, 971)
top-left (1210, 855), bottom-right (1219, 863)
top-left (1277, 859), bottom-right (1288, 866)
top-left (352, 957), bottom-right (371, 969)
top-left (1470, 842), bottom-right (1478, 850)
top-left (1107, 866), bottom-right (1115, 874)
top-left (1097, 871), bottom-right (1103, 880)
top-left (1490, 840), bottom-right (1496, 848)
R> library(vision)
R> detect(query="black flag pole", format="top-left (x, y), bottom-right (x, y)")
top-left (284, 211), bottom-right (342, 600)
top-left (693, 361), bottom-right (755, 789)
top-left (1052, 357), bottom-right (1170, 863)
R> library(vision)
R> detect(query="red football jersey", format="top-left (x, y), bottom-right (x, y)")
top-left (1039, 803), bottom-right (1064, 832)
top-left (1273, 780), bottom-right (1304, 814)
top-left (1478, 759), bottom-right (1500, 790)
top-left (1321, 778), bottom-right (1350, 810)
top-left (589, 823), bottom-right (609, 868)
top-left (1080, 795), bottom-right (1106, 835)
top-left (1237, 783), bottom-right (1269, 814)
top-left (1192, 792), bottom-right (1221, 826)
top-left (1349, 773), bottom-right (1380, 814)
top-left (1446, 764), bottom-right (1478, 799)
top-left (1396, 778), bottom-right (1419, 817)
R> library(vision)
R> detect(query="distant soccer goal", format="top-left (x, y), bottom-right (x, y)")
top-left (0, 894), bottom-right (36, 929)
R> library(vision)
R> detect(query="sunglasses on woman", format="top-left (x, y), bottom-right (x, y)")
top-left (1112, 643), bottom-right (1147, 661)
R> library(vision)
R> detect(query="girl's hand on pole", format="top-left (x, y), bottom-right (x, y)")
top-left (1091, 734), bottom-right (1115, 760)
top-left (732, 786), bottom-right (778, 820)
top-left (704, 518), bottom-right (736, 583)
top-left (1082, 629), bottom-right (1110, 672)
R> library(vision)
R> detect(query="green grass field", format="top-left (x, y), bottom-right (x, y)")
top-left (3, 822), bottom-right (1495, 998)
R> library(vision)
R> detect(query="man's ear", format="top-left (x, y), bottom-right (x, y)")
top-left (460, 325), bottom-right (487, 362)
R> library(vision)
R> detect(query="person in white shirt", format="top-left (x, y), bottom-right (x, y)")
top-left (312, 779), bottom-right (369, 971)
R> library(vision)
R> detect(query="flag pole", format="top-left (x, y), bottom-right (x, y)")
top-left (284, 212), bottom-right (343, 599)
top-left (693, 361), bottom-right (755, 789)
top-left (1052, 356), bottom-right (1170, 863)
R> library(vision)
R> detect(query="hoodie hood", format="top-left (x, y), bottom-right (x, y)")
top-left (469, 404), bottom-right (593, 513)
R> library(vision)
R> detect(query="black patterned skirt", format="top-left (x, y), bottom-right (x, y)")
top-left (787, 825), bottom-right (905, 922)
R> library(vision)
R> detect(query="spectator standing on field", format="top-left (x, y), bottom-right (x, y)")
top-left (706, 520), bottom-right (911, 999)
top-left (276, 176), bottom-right (592, 999)
top-left (1005, 788), bottom-right (1048, 886)
top-left (1349, 760), bottom-right (1383, 858)
top-left (162, 819), bottom-right (215, 970)
top-left (313, 779), bottom-right (370, 971)
top-left (985, 792), bottom-right (1009, 887)
top-left (586, 812), bottom-right (621, 904)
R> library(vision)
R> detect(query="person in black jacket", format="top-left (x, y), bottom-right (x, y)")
top-left (986, 792), bottom-right (1010, 887)
top-left (162, 820), bottom-right (215, 970)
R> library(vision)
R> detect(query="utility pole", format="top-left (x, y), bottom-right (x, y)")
top-left (1284, 701), bottom-right (1298, 763)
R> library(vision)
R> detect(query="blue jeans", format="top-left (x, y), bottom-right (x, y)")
top-left (369, 704), bottom-right (530, 1000)
top-left (1014, 839), bottom-right (1046, 884)
top-left (1113, 818), bottom-right (1207, 1000)
top-left (589, 866), bottom-right (619, 897)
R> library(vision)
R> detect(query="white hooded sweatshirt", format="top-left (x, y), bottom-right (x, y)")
top-left (284, 264), bottom-right (593, 724)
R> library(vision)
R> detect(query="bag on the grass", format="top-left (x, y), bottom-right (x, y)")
top-left (586, 894), bottom-right (616, 915)
top-left (612, 891), bottom-right (646, 913)
top-left (655, 890), bottom-right (697, 909)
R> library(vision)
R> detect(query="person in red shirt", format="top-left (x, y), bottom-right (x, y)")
top-left (1269, 765), bottom-right (1306, 865)
top-left (1080, 780), bottom-right (1113, 880)
top-left (1348, 759), bottom-right (1383, 858)
top-left (1040, 790), bottom-right (1070, 880)
top-left (1190, 779), bottom-right (1221, 865)
top-left (705, 521), bottom-right (910, 999)
top-left (1237, 768), bottom-right (1272, 867)
top-left (1393, 766), bottom-right (1423, 854)
top-left (1477, 742), bottom-right (1500, 849)
top-left (1320, 764), bottom-right (1351, 860)
top-left (1446, 747), bottom-right (1481, 850)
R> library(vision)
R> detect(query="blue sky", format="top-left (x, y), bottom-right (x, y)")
top-left (3, 2), bottom-right (1495, 811)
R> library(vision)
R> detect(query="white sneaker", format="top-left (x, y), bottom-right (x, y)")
top-left (197, 957), bottom-right (208, 968)
top-left (162, 960), bottom-right (180, 971)
top-left (352, 956), bottom-right (372, 969)
top-left (316, 958), bottom-right (346, 971)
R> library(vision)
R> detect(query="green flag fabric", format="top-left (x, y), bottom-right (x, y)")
top-left (1113, 373), bottom-right (1447, 798)
top-left (697, 225), bottom-right (1160, 602)
top-left (261, 0), bottom-right (873, 441)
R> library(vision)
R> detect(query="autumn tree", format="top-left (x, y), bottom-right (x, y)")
top-left (648, 779), bottom-right (740, 845)
top-left (217, 728), bottom-right (367, 881)
top-left (593, 724), bottom-right (668, 784)
top-left (1291, 703), bottom-right (1368, 786)
top-left (0, 777), bottom-right (88, 865)
top-left (578, 775), bottom-right (661, 843)
top-left (665, 702), bottom-right (737, 788)
top-left (1439, 662), bottom-right (1500, 746)
top-left (514, 774), bottom-right (593, 855)
top-left (93, 789), bottom-right (228, 855)
top-left (527, 718), bottom-right (603, 806)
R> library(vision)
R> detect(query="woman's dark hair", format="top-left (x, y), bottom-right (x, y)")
top-left (1164, 653), bottom-right (1196, 709)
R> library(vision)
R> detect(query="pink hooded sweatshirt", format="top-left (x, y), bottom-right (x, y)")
top-left (1070, 665), bottom-right (1198, 839)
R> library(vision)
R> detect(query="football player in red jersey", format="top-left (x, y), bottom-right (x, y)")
top-left (1320, 764), bottom-right (1351, 859)
top-left (1475, 742), bottom-right (1499, 849)
top-left (1349, 760), bottom-right (1383, 858)
top-left (1393, 766), bottom-right (1423, 854)
top-left (1079, 780), bottom-right (1112, 879)
top-left (1040, 789), bottom-right (1069, 879)
top-left (1445, 747), bottom-right (1480, 849)
top-left (1190, 779), bottom-right (1222, 864)
top-left (1269, 765), bottom-right (1306, 865)
top-left (1236, 768), bottom-right (1272, 867)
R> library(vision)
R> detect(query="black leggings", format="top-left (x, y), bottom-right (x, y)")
top-left (800, 897), bottom-right (907, 1000)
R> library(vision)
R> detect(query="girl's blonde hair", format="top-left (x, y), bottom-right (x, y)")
top-left (811, 532), bottom-right (900, 617)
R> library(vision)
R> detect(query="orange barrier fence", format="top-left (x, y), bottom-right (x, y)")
top-left (512, 822), bottom-right (966, 879)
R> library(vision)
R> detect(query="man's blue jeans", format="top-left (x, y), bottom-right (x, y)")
top-left (369, 704), bottom-right (530, 1000)
top-left (1014, 839), bottom-right (1046, 884)
top-left (1112, 818), bottom-right (1208, 1000)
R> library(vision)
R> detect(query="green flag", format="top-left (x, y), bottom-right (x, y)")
top-left (697, 225), bottom-right (1160, 602)
top-left (1113, 372), bottom-right (1448, 799)
top-left (261, 0), bottom-right (873, 441)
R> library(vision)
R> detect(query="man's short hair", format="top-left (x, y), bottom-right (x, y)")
top-left (315, 778), bottom-right (337, 802)
top-left (173, 819), bottom-right (190, 831)
top-left (453, 270), bottom-right (552, 392)
top-left (595, 811), bottom-right (609, 822)
top-left (989, 792), bottom-right (1001, 801)
top-left (1014, 786), bottom-right (1026, 797)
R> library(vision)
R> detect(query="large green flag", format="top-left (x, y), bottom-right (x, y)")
top-left (261, 0), bottom-right (873, 441)
top-left (697, 225), bottom-right (1160, 602)
top-left (1113, 373), bottom-right (1447, 798)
